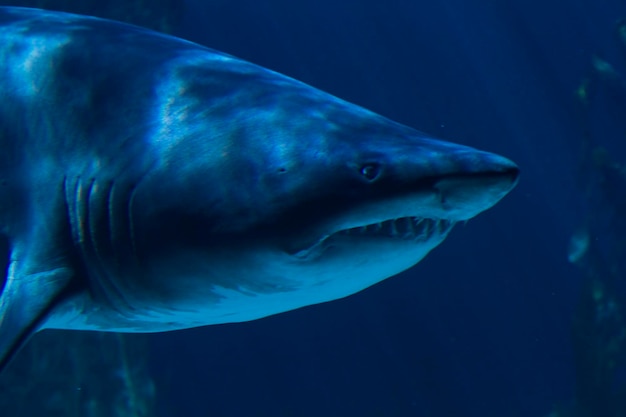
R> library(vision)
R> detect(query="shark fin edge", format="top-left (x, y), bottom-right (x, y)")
top-left (0, 259), bottom-right (75, 373)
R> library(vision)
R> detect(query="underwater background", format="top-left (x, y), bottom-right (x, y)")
top-left (1, 0), bottom-right (626, 416)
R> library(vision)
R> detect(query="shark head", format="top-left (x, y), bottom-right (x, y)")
top-left (116, 63), bottom-right (519, 328)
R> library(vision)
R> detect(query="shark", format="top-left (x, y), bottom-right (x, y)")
top-left (0, 6), bottom-right (518, 372)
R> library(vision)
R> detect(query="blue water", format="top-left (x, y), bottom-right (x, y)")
top-left (146, 0), bottom-right (626, 416)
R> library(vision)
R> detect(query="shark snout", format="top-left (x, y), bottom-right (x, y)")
top-left (431, 148), bottom-right (519, 221)
top-left (471, 150), bottom-right (519, 181)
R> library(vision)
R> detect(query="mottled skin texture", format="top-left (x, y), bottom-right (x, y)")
top-left (0, 7), bottom-right (518, 372)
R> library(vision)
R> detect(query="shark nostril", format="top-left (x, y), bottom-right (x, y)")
top-left (360, 163), bottom-right (381, 181)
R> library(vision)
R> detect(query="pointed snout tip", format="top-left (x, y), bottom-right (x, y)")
top-left (448, 143), bottom-right (519, 188)
top-left (467, 150), bottom-right (520, 193)
top-left (493, 155), bottom-right (520, 188)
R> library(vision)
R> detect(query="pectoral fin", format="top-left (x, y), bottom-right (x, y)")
top-left (0, 254), bottom-right (75, 372)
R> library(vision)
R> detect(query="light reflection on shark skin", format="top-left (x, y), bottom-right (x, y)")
top-left (0, 7), bottom-right (519, 371)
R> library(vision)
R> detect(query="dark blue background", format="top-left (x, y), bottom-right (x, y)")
top-left (149, 1), bottom-right (626, 416)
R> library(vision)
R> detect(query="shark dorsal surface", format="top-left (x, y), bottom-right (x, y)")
top-left (0, 6), bottom-right (519, 371)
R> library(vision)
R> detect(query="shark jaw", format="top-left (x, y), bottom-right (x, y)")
top-left (291, 216), bottom-right (455, 261)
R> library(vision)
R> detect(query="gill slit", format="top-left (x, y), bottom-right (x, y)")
top-left (125, 164), bottom-right (156, 263)
top-left (106, 180), bottom-right (117, 254)
top-left (86, 178), bottom-right (107, 271)
top-left (66, 176), bottom-right (132, 313)
top-left (96, 178), bottom-right (139, 314)
top-left (127, 182), bottom-right (139, 261)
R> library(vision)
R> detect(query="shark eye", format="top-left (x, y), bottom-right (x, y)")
top-left (360, 163), bottom-right (381, 181)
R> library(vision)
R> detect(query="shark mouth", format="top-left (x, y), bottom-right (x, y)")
top-left (336, 217), bottom-right (455, 240)
top-left (293, 217), bottom-right (456, 259)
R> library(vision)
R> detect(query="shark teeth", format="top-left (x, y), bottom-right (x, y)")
top-left (337, 217), bottom-right (454, 241)
top-left (292, 217), bottom-right (455, 259)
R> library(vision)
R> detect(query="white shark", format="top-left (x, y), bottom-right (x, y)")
top-left (0, 7), bottom-right (518, 371)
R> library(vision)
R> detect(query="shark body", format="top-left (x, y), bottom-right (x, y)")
top-left (0, 7), bottom-right (518, 371)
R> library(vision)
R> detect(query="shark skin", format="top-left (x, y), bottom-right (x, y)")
top-left (0, 7), bottom-right (519, 371)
